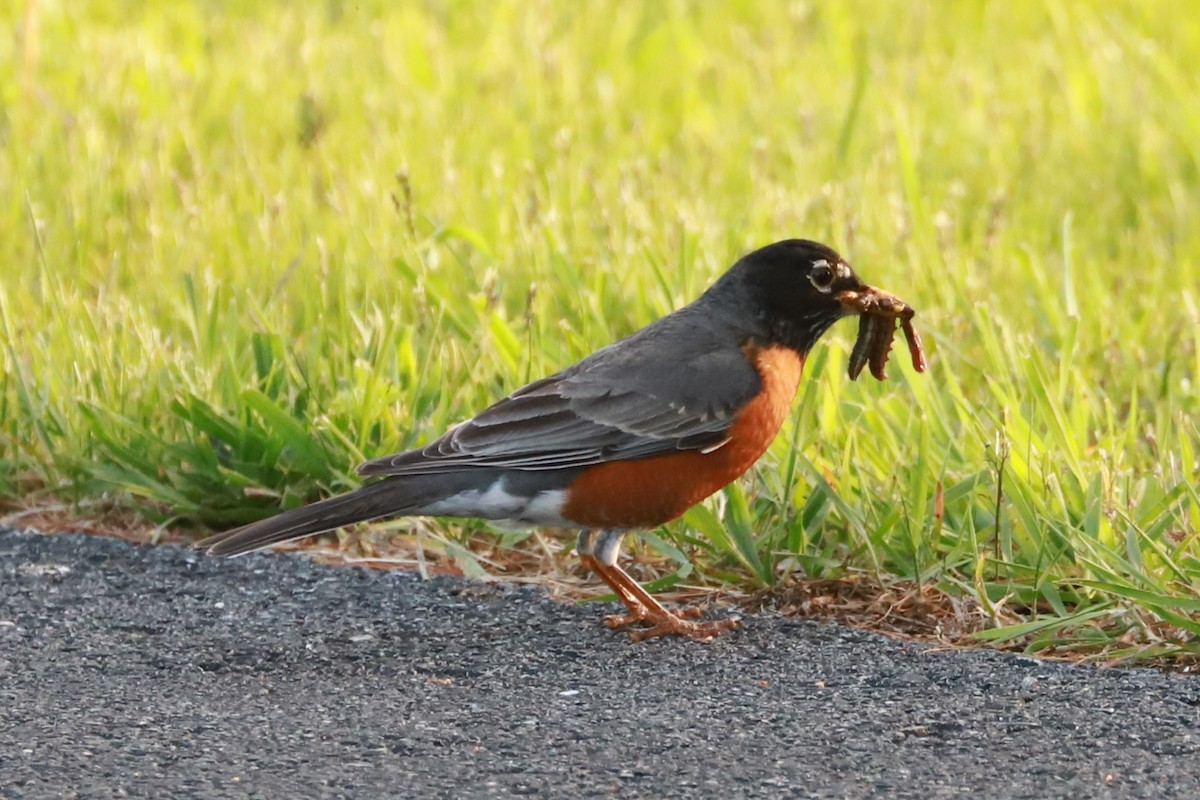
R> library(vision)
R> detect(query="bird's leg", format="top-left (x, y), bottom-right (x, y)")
top-left (590, 530), bottom-right (684, 626)
top-left (577, 530), bottom-right (648, 624)
top-left (588, 530), bottom-right (740, 642)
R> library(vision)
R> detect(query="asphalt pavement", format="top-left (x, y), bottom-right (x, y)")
top-left (1, 527), bottom-right (1198, 799)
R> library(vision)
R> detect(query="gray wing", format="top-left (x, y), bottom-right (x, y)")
top-left (357, 315), bottom-right (763, 477)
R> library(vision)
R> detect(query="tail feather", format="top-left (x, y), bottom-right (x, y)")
top-left (197, 475), bottom-right (464, 557)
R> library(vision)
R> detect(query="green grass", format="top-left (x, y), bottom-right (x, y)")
top-left (3, 0), bottom-right (1199, 663)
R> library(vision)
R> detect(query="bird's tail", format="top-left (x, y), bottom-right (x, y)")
top-left (196, 474), bottom-right (474, 557)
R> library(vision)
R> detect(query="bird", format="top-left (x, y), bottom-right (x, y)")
top-left (198, 239), bottom-right (922, 641)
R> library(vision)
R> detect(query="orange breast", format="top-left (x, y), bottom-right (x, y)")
top-left (560, 343), bottom-right (804, 529)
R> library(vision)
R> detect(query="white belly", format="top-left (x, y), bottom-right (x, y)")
top-left (421, 478), bottom-right (570, 526)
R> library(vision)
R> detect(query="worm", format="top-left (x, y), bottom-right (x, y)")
top-left (848, 314), bottom-right (877, 380)
top-left (847, 307), bottom-right (928, 381)
top-left (867, 314), bottom-right (896, 381)
top-left (901, 317), bottom-right (927, 373)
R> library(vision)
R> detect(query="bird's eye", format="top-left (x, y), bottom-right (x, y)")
top-left (809, 263), bottom-right (836, 292)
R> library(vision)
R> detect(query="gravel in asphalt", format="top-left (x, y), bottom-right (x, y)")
top-left (1, 527), bottom-right (1198, 799)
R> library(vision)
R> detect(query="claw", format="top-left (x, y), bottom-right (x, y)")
top-left (606, 603), bottom-right (704, 629)
top-left (605, 608), bottom-right (649, 628)
top-left (627, 614), bottom-right (741, 642)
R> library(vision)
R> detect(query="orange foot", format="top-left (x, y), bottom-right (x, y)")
top-left (604, 604), bottom-right (703, 629)
top-left (626, 612), bottom-right (741, 642)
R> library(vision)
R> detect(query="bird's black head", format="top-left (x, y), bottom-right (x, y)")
top-left (713, 239), bottom-right (867, 354)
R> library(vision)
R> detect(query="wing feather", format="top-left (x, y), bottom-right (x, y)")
top-left (358, 311), bottom-right (765, 477)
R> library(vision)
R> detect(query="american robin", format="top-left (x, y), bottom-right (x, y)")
top-left (198, 240), bottom-right (924, 640)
